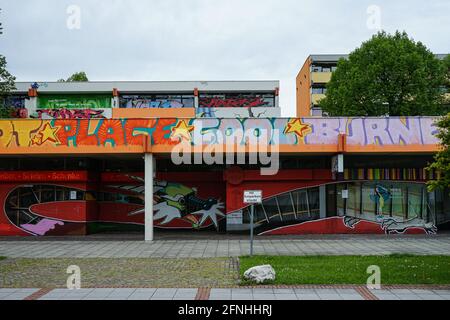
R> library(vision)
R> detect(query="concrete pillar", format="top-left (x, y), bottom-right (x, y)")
top-left (274, 87), bottom-right (279, 108)
top-left (194, 87), bottom-right (199, 108)
top-left (145, 153), bottom-right (155, 241)
top-left (25, 89), bottom-right (38, 118)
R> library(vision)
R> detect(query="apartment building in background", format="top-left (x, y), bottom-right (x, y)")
top-left (296, 54), bottom-right (449, 117)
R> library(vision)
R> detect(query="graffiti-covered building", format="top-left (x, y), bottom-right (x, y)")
top-left (0, 81), bottom-right (449, 239)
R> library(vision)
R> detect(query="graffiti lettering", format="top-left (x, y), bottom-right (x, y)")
top-left (37, 109), bottom-right (108, 119)
top-left (199, 97), bottom-right (268, 108)
top-left (0, 117), bottom-right (440, 149)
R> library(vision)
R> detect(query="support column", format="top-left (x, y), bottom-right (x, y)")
top-left (194, 88), bottom-right (199, 108)
top-left (145, 153), bottom-right (155, 241)
top-left (26, 88), bottom-right (38, 117)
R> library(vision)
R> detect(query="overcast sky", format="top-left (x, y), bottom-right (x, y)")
top-left (0, 0), bottom-right (449, 116)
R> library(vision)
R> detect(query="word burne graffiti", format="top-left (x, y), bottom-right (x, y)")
top-left (0, 117), bottom-right (439, 149)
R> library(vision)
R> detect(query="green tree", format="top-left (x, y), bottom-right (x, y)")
top-left (319, 31), bottom-right (447, 116)
top-left (58, 71), bottom-right (89, 82)
top-left (427, 113), bottom-right (450, 193)
top-left (442, 55), bottom-right (450, 107)
top-left (0, 8), bottom-right (17, 118)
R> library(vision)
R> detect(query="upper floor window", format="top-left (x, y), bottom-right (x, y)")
top-left (311, 64), bottom-right (337, 73)
top-left (311, 87), bottom-right (327, 94)
top-left (120, 94), bottom-right (195, 108)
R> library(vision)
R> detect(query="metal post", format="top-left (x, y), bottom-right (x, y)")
top-left (144, 153), bottom-right (154, 241)
top-left (250, 205), bottom-right (254, 256)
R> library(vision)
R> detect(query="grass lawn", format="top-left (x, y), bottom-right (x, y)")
top-left (239, 255), bottom-right (450, 285)
top-left (0, 257), bottom-right (238, 288)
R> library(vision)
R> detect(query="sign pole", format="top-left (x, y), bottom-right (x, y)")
top-left (243, 190), bottom-right (262, 257)
top-left (250, 204), bottom-right (254, 256)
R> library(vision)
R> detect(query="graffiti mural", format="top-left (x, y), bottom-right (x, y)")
top-left (0, 172), bottom-right (225, 236)
top-left (0, 117), bottom-right (440, 150)
top-left (36, 108), bottom-right (111, 119)
top-left (1, 96), bottom-right (29, 119)
top-left (120, 95), bottom-right (194, 109)
top-left (230, 181), bottom-right (438, 235)
top-left (3, 96), bottom-right (27, 109)
top-left (199, 96), bottom-right (273, 108)
top-left (38, 95), bottom-right (111, 109)
top-left (259, 216), bottom-right (436, 235)
top-left (102, 174), bottom-right (224, 229)
top-left (196, 107), bottom-right (280, 118)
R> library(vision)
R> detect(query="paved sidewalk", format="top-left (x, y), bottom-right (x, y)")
top-left (1, 286), bottom-right (449, 300)
top-left (1, 237), bottom-right (450, 258)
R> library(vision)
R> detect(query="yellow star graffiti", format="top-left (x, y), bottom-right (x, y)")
top-left (284, 118), bottom-right (312, 142)
top-left (31, 134), bottom-right (42, 146)
top-left (33, 123), bottom-right (61, 145)
top-left (170, 120), bottom-right (194, 142)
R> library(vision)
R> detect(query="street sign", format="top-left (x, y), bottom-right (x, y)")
top-left (244, 190), bottom-right (263, 204)
top-left (244, 190), bottom-right (262, 257)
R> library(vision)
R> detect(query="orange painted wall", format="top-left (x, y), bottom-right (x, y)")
top-left (296, 57), bottom-right (311, 117)
top-left (112, 108), bottom-right (195, 118)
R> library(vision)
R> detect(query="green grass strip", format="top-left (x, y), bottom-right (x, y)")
top-left (239, 254), bottom-right (450, 285)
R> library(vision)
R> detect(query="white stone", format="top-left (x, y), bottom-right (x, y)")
top-left (243, 265), bottom-right (276, 284)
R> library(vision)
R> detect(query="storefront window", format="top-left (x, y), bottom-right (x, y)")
top-left (261, 198), bottom-right (282, 222)
top-left (408, 184), bottom-right (423, 219)
top-left (292, 190), bottom-right (309, 216)
top-left (347, 183), bottom-right (361, 217)
top-left (308, 188), bottom-right (320, 218)
top-left (361, 184), bottom-right (377, 216)
top-left (254, 204), bottom-right (268, 223)
top-left (336, 184), bottom-right (345, 216)
top-left (391, 185), bottom-right (406, 219)
top-left (277, 193), bottom-right (296, 221)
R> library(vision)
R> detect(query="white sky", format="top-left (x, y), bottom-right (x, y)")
top-left (0, 0), bottom-right (449, 116)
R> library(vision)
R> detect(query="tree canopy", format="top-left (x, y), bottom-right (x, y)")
top-left (319, 31), bottom-right (448, 116)
top-left (427, 113), bottom-right (450, 193)
top-left (0, 8), bottom-right (17, 118)
top-left (58, 71), bottom-right (89, 82)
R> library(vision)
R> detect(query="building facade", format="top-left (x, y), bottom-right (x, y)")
top-left (0, 81), bottom-right (449, 238)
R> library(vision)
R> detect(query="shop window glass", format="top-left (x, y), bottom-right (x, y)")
top-left (254, 204), bottom-right (268, 223)
top-left (347, 183), bottom-right (361, 217)
top-left (361, 184), bottom-right (375, 216)
top-left (277, 193), bottom-right (296, 221)
top-left (439, 188), bottom-right (450, 225)
top-left (262, 198), bottom-right (281, 222)
top-left (308, 188), bottom-right (320, 218)
top-left (408, 184), bottom-right (423, 219)
top-left (40, 186), bottom-right (55, 203)
top-left (336, 184), bottom-right (345, 216)
top-left (292, 190), bottom-right (309, 216)
top-left (242, 207), bottom-right (250, 224)
top-left (55, 188), bottom-right (65, 201)
top-left (391, 185), bottom-right (406, 218)
top-left (326, 184), bottom-right (337, 217)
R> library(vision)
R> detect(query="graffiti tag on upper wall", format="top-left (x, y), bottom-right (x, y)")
top-left (120, 95), bottom-right (195, 108)
top-left (36, 109), bottom-right (110, 119)
top-left (38, 95), bottom-right (111, 109)
top-left (0, 117), bottom-right (439, 149)
top-left (199, 97), bottom-right (270, 108)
